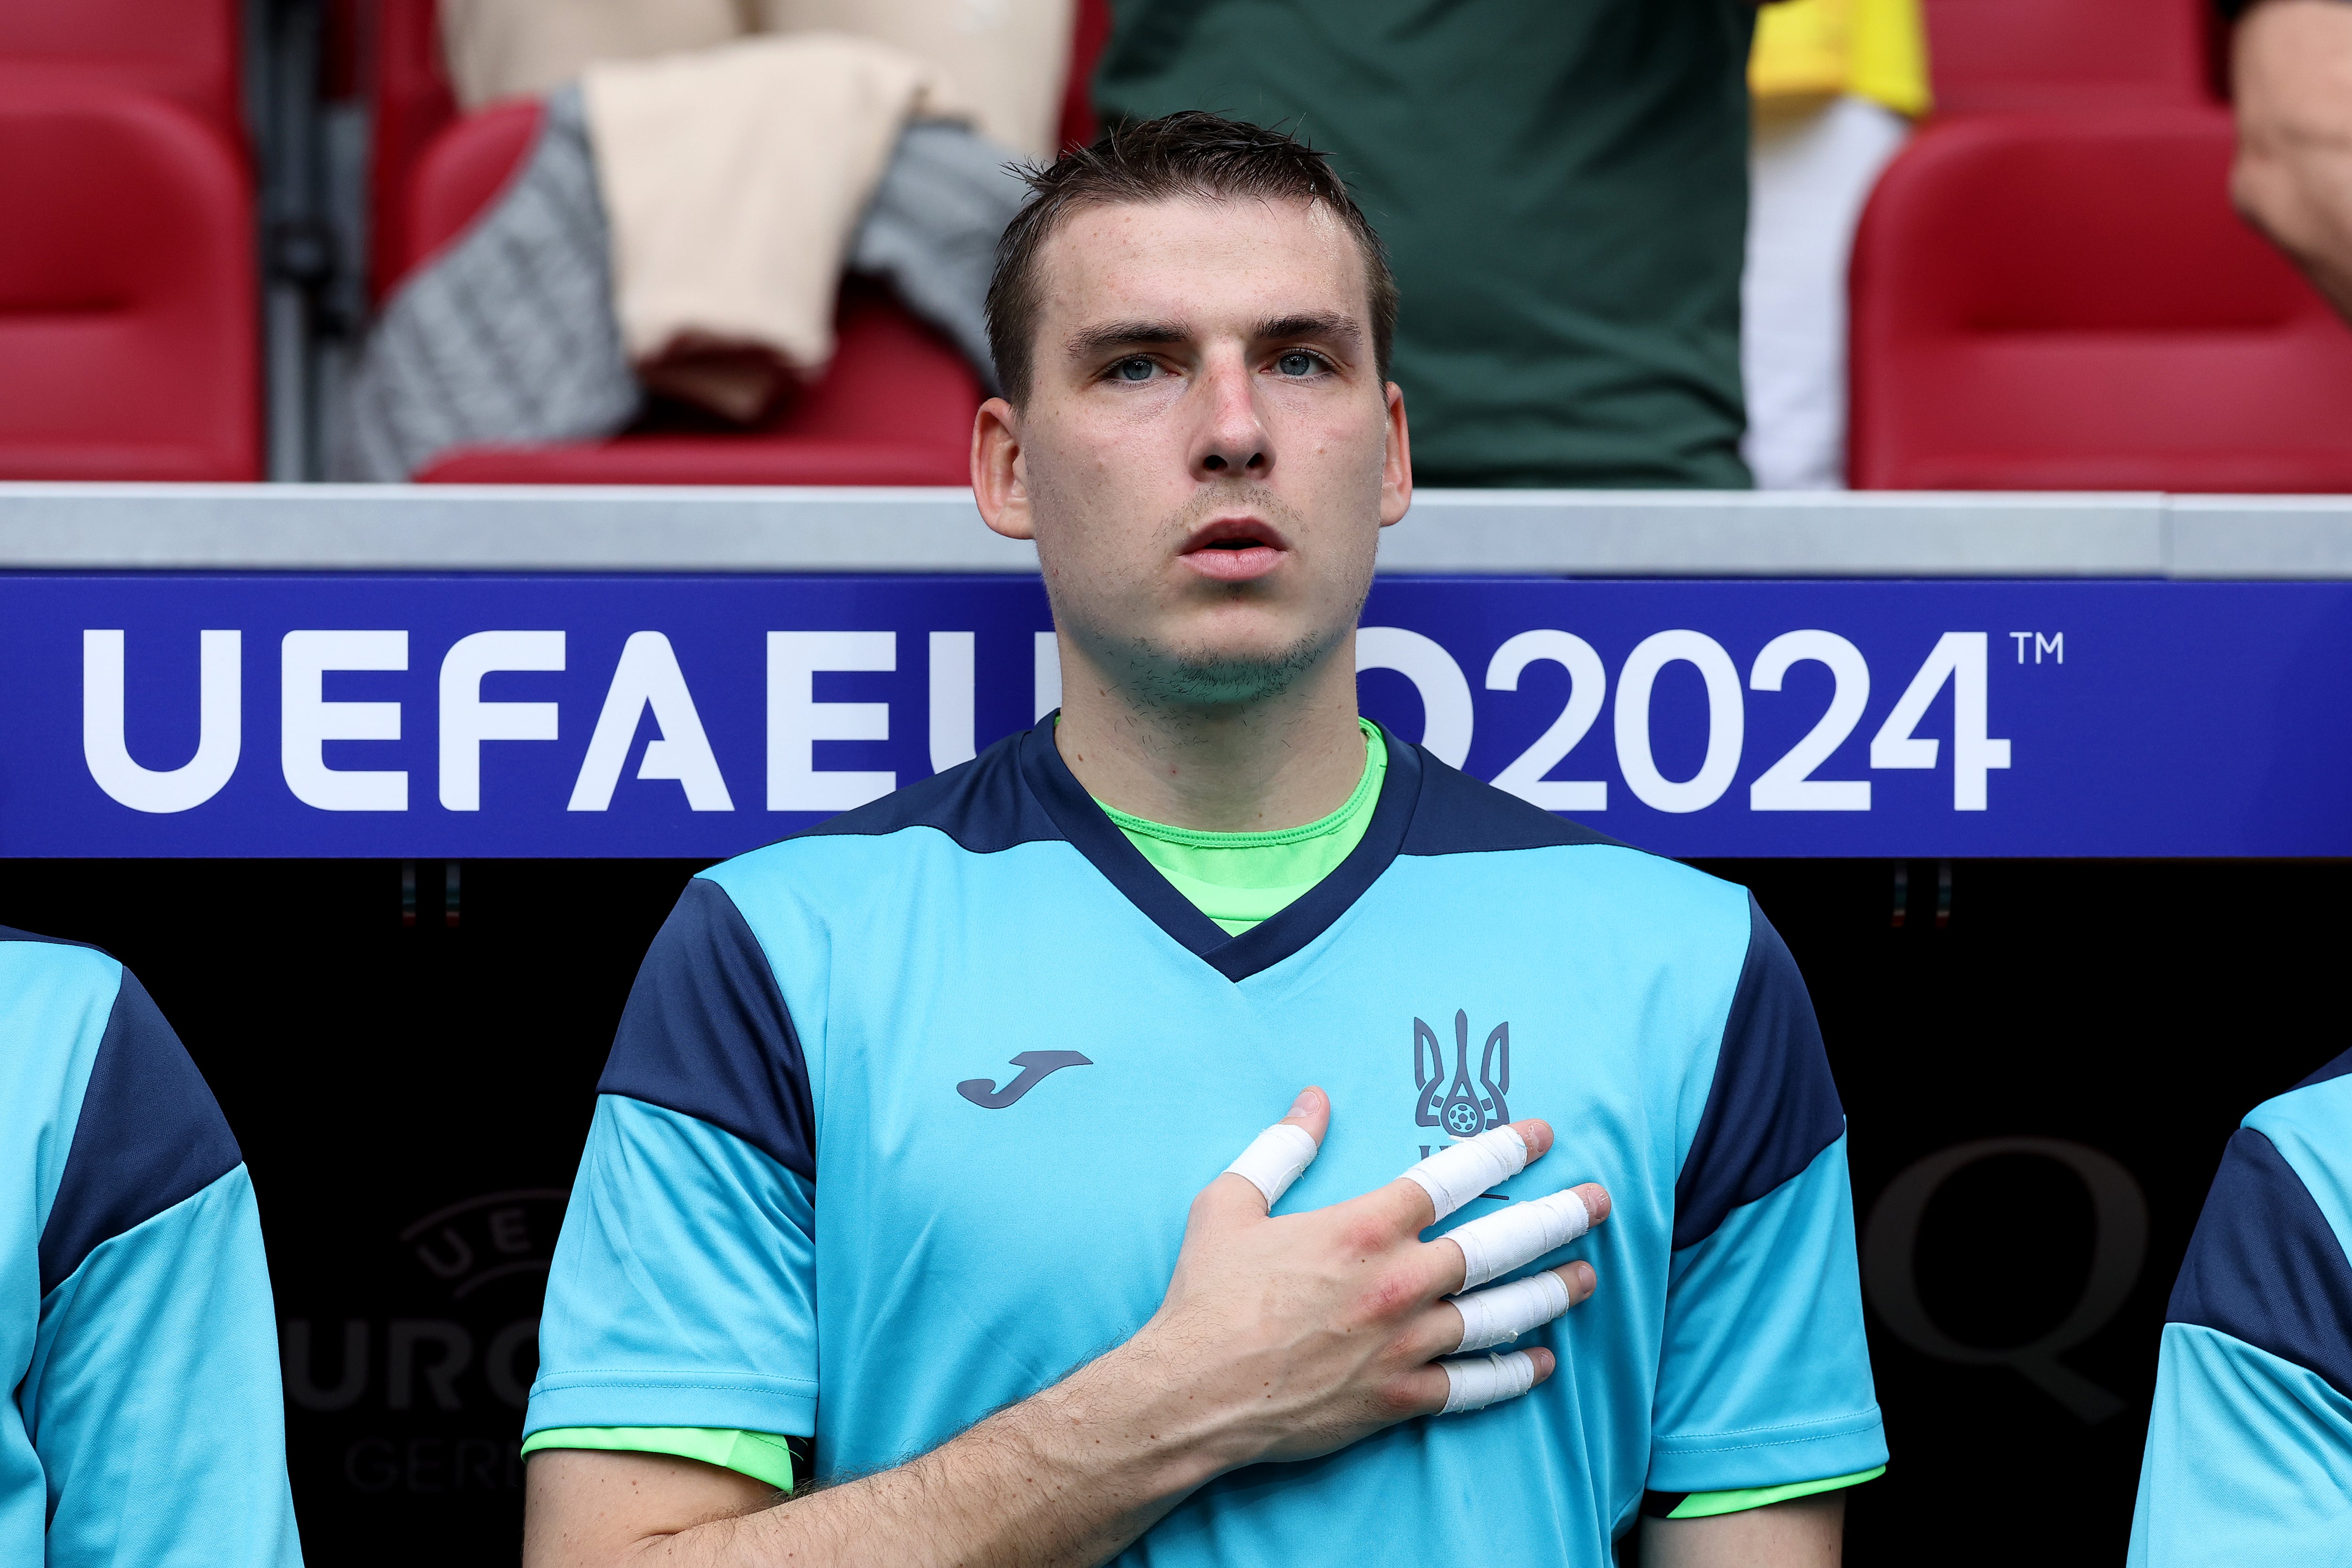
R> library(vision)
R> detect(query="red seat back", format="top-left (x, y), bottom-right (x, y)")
top-left (404, 96), bottom-right (545, 278)
top-left (368, 0), bottom-right (463, 299)
top-left (0, 88), bottom-right (259, 480)
top-left (0, 0), bottom-right (244, 142)
top-left (416, 283), bottom-right (978, 485)
top-left (1850, 111), bottom-right (2352, 492)
top-left (1922, 0), bottom-right (2219, 115)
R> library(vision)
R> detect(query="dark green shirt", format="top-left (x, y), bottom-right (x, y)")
top-left (1095, 0), bottom-right (1757, 489)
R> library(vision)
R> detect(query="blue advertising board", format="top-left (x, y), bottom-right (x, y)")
top-left (4, 572), bottom-right (2348, 857)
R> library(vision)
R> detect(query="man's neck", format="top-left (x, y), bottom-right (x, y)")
top-left (1052, 634), bottom-right (1368, 833)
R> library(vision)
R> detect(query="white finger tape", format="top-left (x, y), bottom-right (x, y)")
top-left (1401, 1127), bottom-right (1530, 1222)
top-left (1446, 1188), bottom-right (1591, 1291)
top-left (1451, 1270), bottom-right (1573, 1353)
top-left (1439, 1350), bottom-right (1538, 1414)
top-left (1223, 1123), bottom-right (1319, 1209)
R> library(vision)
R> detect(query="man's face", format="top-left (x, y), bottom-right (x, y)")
top-left (975, 195), bottom-right (1411, 709)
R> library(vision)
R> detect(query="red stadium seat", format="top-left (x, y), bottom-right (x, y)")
top-left (367, 0), bottom-right (462, 302)
top-left (0, 0), bottom-right (244, 144)
top-left (0, 87), bottom-right (259, 481)
top-left (389, 107), bottom-right (979, 485)
top-left (403, 96), bottom-right (545, 277)
top-left (1060, 0), bottom-right (1112, 150)
top-left (1921, 0), bottom-right (2219, 115)
top-left (1848, 111), bottom-right (2352, 493)
top-left (416, 283), bottom-right (977, 485)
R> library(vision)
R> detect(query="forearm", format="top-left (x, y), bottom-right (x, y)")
top-left (529, 1347), bottom-right (1228, 1568)
top-left (2232, 0), bottom-right (2352, 319)
top-left (1639, 1492), bottom-right (1843, 1568)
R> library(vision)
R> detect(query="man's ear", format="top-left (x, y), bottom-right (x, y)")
top-left (1380, 381), bottom-right (1413, 528)
top-left (973, 397), bottom-right (1034, 540)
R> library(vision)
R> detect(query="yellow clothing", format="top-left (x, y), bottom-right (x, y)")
top-left (1750, 0), bottom-right (1932, 118)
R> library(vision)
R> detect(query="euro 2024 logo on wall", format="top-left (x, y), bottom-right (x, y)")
top-left (1416, 1009), bottom-right (1510, 1153)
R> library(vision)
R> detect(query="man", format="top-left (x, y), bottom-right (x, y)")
top-left (522, 113), bottom-right (1884, 1568)
top-left (1091, 0), bottom-right (1762, 489)
top-left (2227, 0), bottom-right (2352, 322)
top-left (2127, 1046), bottom-right (2352, 1564)
top-left (2, 928), bottom-right (302, 1567)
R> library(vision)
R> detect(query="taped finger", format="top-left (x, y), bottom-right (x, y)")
top-left (1400, 1127), bottom-right (1530, 1222)
top-left (1450, 1270), bottom-right (1573, 1353)
top-left (1223, 1122), bottom-right (1319, 1210)
top-left (1438, 1350), bottom-right (1538, 1413)
top-left (1446, 1188), bottom-right (1591, 1290)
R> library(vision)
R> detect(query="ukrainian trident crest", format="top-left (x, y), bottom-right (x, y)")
top-left (1415, 1010), bottom-right (1510, 1138)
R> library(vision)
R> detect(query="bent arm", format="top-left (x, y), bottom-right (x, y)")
top-left (525, 1105), bottom-right (1608, 1568)
top-left (1641, 1492), bottom-right (1844, 1568)
top-left (2232, 0), bottom-right (2352, 320)
top-left (524, 1352), bottom-right (1222, 1568)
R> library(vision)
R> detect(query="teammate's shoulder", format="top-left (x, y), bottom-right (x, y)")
top-left (0, 925), bottom-right (126, 991)
top-left (713, 728), bottom-right (1062, 886)
top-left (2169, 1060), bottom-right (2352, 1395)
top-left (2278, 1047), bottom-right (2352, 1106)
top-left (2242, 1048), bottom-right (2352, 1180)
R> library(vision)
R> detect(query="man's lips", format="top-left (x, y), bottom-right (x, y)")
top-left (1179, 516), bottom-right (1289, 582)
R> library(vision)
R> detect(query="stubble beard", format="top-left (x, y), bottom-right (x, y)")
top-left (1109, 485), bottom-right (1372, 713)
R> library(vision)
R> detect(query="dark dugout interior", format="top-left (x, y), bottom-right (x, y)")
top-left (2, 856), bottom-right (2340, 1566)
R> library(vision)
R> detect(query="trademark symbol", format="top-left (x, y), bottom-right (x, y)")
top-left (2007, 632), bottom-right (2064, 665)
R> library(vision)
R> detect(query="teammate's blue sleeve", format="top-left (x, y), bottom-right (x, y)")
top-left (2127, 1070), bottom-right (2352, 1567)
top-left (1645, 897), bottom-right (1886, 1499)
top-left (27, 967), bottom-right (302, 1568)
top-left (528, 878), bottom-right (820, 1441)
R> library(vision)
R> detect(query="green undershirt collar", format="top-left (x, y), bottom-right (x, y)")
top-left (1099, 720), bottom-right (1386, 936)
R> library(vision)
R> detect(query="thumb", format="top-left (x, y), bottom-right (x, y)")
top-left (1215, 1087), bottom-right (1328, 1213)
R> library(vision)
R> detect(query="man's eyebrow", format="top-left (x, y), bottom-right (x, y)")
top-left (1255, 313), bottom-right (1362, 354)
top-left (1065, 320), bottom-right (1190, 360)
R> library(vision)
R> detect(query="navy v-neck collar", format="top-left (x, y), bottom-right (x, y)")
top-left (1018, 719), bottom-right (1423, 983)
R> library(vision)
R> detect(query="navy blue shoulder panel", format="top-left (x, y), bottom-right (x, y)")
top-left (1394, 745), bottom-right (1622, 856)
top-left (0, 924), bottom-right (103, 950)
top-left (598, 877), bottom-right (817, 1180)
top-left (795, 727), bottom-right (1064, 854)
top-left (1671, 895), bottom-right (1846, 1251)
top-left (38, 970), bottom-right (242, 1296)
top-left (2292, 1046), bottom-right (2352, 1093)
top-left (2167, 1126), bottom-right (2352, 1398)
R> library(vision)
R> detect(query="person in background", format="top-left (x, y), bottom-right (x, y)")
top-left (2126, 1045), bottom-right (2352, 1564)
top-left (1741, 0), bottom-right (1930, 490)
top-left (2225, 0), bottom-right (2352, 323)
top-left (2, 928), bottom-right (302, 1568)
top-left (1089, 0), bottom-right (1767, 490)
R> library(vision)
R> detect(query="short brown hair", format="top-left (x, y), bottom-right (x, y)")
top-left (984, 111), bottom-right (1398, 404)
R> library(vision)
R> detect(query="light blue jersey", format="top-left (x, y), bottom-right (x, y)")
top-left (2, 928), bottom-right (302, 1568)
top-left (530, 725), bottom-right (1885, 1562)
top-left (2129, 1048), bottom-right (2352, 1566)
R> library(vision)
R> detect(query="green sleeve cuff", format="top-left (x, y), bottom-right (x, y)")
top-left (1668, 1465), bottom-right (1885, 1520)
top-left (520, 1427), bottom-right (796, 1492)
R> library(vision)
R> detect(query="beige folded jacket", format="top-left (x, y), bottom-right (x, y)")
top-left (583, 33), bottom-right (968, 420)
top-left (439, 0), bottom-right (1073, 161)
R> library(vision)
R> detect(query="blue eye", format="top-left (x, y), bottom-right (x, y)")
top-left (1276, 350), bottom-right (1320, 377)
top-left (1114, 357), bottom-right (1155, 381)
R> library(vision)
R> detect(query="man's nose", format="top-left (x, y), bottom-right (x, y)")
top-left (1192, 356), bottom-right (1271, 479)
